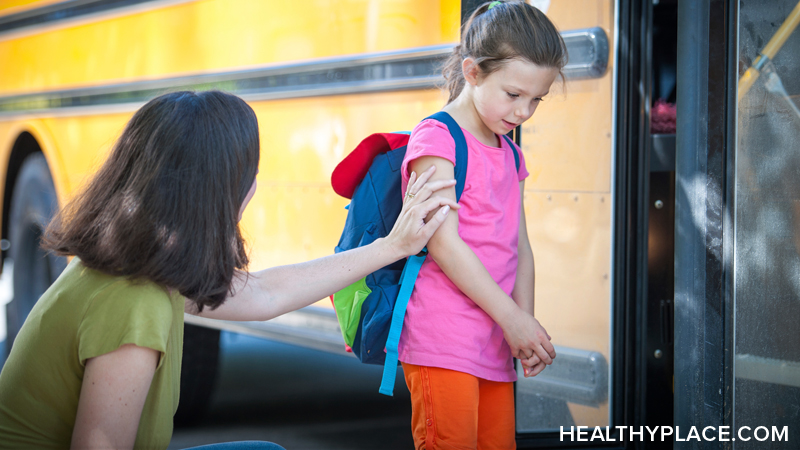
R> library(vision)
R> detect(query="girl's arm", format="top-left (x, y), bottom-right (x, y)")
top-left (511, 180), bottom-right (552, 377)
top-left (189, 167), bottom-right (460, 321)
top-left (409, 156), bottom-right (556, 371)
top-left (511, 181), bottom-right (535, 316)
top-left (71, 344), bottom-right (159, 450)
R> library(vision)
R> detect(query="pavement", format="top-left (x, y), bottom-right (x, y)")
top-left (169, 332), bottom-right (413, 450)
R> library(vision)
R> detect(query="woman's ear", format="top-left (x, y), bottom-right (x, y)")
top-left (462, 57), bottom-right (480, 86)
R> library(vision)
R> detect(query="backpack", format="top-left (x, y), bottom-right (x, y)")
top-left (330, 111), bottom-right (520, 396)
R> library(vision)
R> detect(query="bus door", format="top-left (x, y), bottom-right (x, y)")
top-left (675, 0), bottom-right (800, 446)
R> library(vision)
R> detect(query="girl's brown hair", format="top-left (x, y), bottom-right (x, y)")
top-left (43, 90), bottom-right (260, 311)
top-left (443, 1), bottom-right (568, 104)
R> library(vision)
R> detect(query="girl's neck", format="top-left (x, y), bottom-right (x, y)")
top-left (442, 90), bottom-right (500, 148)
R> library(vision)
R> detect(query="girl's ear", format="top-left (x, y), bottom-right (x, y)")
top-left (462, 57), bottom-right (480, 86)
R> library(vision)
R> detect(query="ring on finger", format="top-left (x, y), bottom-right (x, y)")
top-left (406, 192), bottom-right (415, 199)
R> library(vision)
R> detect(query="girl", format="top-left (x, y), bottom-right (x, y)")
top-left (398, 2), bottom-right (566, 448)
top-left (0, 90), bottom-right (459, 450)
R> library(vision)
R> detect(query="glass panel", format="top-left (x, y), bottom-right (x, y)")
top-left (515, 0), bottom-right (616, 432)
top-left (734, 1), bottom-right (800, 447)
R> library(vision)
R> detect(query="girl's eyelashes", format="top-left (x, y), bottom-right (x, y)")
top-left (506, 92), bottom-right (545, 103)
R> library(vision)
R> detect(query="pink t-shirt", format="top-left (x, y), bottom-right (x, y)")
top-left (398, 118), bottom-right (529, 382)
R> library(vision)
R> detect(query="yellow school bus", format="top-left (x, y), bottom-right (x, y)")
top-left (0, 0), bottom-right (627, 444)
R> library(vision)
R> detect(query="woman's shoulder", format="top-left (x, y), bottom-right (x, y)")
top-left (67, 260), bottom-right (176, 366)
top-left (59, 258), bottom-right (174, 317)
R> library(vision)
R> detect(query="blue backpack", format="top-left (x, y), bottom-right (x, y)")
top-left (330, 111), bottom-right (519, 395)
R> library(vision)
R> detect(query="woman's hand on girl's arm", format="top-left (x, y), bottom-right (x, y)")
top-left (189, 166), bottom-right (460, 321)
top-left (71, 344), bottom-right (159, 450)
top-left (408, 156), bottom-right (556, 372)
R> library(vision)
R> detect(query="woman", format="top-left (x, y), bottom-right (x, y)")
top-left (0, 91), bottom-right (458, 450)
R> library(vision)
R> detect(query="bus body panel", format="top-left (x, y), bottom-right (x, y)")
top-left (0, 0), bottom-right (460, 95)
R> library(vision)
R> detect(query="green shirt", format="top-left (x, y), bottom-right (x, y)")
top-left (0, 258), bottom-right (184, 450)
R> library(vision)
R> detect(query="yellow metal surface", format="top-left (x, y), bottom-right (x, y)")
top-left (243, 89), bottom-right (447, 272)
top-left (0, 0), bottom-right (460, 96)
top-left (0, 88), bottom-right (448, 272)
top-left (0, 0), bottom-right (60, 16)
top-left (0, 118), bottom-right (71, 206)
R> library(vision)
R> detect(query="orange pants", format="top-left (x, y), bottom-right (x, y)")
top-left (401, 362), bottom-right (516, 450)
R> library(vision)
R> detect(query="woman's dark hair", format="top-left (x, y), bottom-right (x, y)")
top-left (443, 1), bottom-right (568, 103)
top-left (43, 90), bottom-right (260, 311)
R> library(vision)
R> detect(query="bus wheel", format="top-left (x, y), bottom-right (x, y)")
top-left (5, 154), bottom-right (67, 355)
top-left (174, 323), bottom-right (220, 427)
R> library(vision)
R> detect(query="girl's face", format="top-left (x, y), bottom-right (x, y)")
top-left (238, 175), bottom-right (257, 222)
top-left (467, 58), bottom-right (560, 138)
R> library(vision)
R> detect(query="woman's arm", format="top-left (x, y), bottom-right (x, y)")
top-left (409, 156), bottom-right (556, 370)
top-left (71, 344), bottom-right (159, 450)
top-left (189, 166), bottom-right (460, 321)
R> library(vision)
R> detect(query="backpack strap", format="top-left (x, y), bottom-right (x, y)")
top-left (501, 134), bottom-right (521, 173)
top-left (424, 111), bottom-right (469, 202)
top-left (379, 249), bottom-right (427, 396)
top-left (378, 111), bottom-right (468, 396)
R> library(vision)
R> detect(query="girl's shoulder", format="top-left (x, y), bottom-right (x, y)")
top-left (405, 118), bottom-right (458, 164)
top-left (410, 117), bottom-right (453, 139)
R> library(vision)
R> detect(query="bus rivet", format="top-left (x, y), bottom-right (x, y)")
top-left (654, 349), bottom-right (663, 359)
top-left (655, 200), bottom-right (664, 209)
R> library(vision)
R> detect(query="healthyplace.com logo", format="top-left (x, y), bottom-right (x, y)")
top-left (560, 426), bottom-right (789, 442)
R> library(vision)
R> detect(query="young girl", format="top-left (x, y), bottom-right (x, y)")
top-left (0, 90), bottom-right (458, 450)
top-left (398, 2), bottom-right (566, 448)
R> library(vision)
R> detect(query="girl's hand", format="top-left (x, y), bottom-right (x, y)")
top-left (501, 312), bottom-right (555, 377)
top-left (385, 166), bottom-right (461, 258)
top-left (518, 335), bottom-right (551, 378)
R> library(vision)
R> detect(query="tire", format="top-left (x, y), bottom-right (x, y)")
top-left (5, 154), bottom-right (67, 354)
top-left (174, 323), bottom-right (220, 427)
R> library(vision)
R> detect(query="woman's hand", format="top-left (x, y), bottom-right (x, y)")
top-left (384, 166), bottom-right (461, 258)
top-left (500, 312), bottom-right (556, 378)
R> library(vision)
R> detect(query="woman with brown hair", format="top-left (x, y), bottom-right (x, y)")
top-left (0, 90), bottom-right (458, 450)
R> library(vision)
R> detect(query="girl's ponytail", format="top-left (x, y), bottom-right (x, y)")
top-left (442, 2), bottom-right (493, 103)
top-left (442, 44), bottom-right (465, 104)
top-left (443, 1), bottom-right (568, 104)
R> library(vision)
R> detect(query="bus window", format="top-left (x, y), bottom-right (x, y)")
top-left (734, 0), bottom-right (800, 442)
